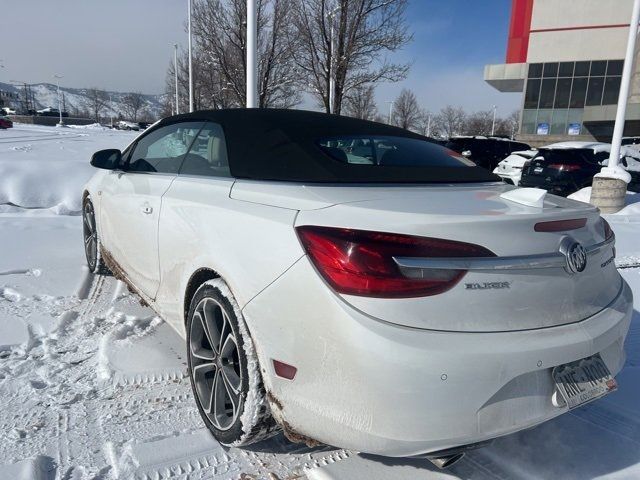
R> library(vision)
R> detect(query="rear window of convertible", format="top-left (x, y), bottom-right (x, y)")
top-left (318, 136), bottom-right (475, 168)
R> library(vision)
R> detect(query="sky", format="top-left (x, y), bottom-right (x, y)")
top-left (0, 0), bottom-right (520, 116)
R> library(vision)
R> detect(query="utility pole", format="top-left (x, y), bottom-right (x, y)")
top-left (54, 74), bottom-right (64, 126)
top-left (188, 0), bottom-right (194, 112)
top-left (590, 0), bottom-right (640, 213)
top-left (174, 43), bottom-right (180, 115)
top-left (426, 113), bottom-right (432, 137)
top-left (387, 101), bottom-right (394, 125)
top-left (246, 0), bottom-right (258, 108)
top-left (491, 105), bottom-right (497, 136)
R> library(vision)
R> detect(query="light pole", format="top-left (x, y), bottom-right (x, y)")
top-left (246, 0), bottom-right (258, 108)
top-left (53, 74), bottom-right (64, 126)
top-left (387, 101), bottom-right (394, 125)
top-left (109, 94), bottom-right (114, 128)
top-left (426, 113), bottom-right (432, 137)
top-left (174, 43), bottom-right (180, 115)
top-left (327, 5), bottom-right (339, 114)
top-left (491, 105), bottom-right (497, 136)
top-left (188, 0), bottom-right (194, 112)
top-left (590, 0), bottom-right (640, 213)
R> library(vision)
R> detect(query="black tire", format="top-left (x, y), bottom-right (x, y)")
top-left (186, 279), bottom-right (278, 446)
top-left (82, 197), bottom-right (110, 275)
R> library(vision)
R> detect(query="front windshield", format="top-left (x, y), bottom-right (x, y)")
top-left (319, 135), bottom-right (475, 168)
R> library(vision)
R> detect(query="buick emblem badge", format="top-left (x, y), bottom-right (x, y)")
top-left (561, 238), bottom-right (587, 274)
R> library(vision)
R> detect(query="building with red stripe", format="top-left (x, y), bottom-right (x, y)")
top-left (485, 0), bottom-right (639, 144)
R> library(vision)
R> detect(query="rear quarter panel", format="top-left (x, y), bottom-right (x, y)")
top-left (156, 176), bottom-right (305, 335)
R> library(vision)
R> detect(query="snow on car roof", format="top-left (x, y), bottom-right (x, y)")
top-left (158, 109), bottom-right (499, 184)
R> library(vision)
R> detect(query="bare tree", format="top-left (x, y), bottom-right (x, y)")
top-left (494, 110), bottom-right (520, 138)
top-left (433, 105), bottom-right (466, 138)
top-left (392, 88), bottom-right (422, 131)
top-left (292, 0), bottom-right (412, 114)
top-left (176, 0), bottom-right (302, 109)
top-left (417, 110), bottom-right (434, 137)
top-left (82, 88), bottom-right (108, 122)
top-left (121, 92), bottom-right (146, 122)
top-left (463, 110), bottom-right (494, 136)
top-left (343, 84), bottom-right (378, 120)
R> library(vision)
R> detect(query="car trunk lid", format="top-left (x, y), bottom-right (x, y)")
top-left (292, 183), bottom-right (620, 332)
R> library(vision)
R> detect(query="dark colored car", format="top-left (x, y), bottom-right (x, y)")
top-left (519, 147), bottom-right (640, 196)
top-left (0, 116), bottom-right (13, 129)
top-left (444, 137), bottom-right (531, 171)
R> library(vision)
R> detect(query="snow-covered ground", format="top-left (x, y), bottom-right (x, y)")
top-left (1, 124), bottom-right (639, 479)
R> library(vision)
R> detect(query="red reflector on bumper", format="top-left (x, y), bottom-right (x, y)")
top-left (534, 218), bottom-right (587, 232)
top-left (273, 359), bottom-right (297, 380)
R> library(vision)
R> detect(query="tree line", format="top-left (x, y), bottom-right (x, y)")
top-left (165, 0), bottom-right (411, 114)
top-left (164, 0), bottom-right (518, 139)
top-left (68, 88), bottom-right (155, 123)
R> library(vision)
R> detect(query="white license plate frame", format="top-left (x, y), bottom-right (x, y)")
top-left (552, 354), bottom-right (617, 409)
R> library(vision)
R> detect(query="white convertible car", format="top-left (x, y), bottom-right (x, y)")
top-left (83, 109), bottom-right (632, 468)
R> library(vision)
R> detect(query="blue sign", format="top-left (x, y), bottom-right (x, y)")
top-left (568, 123), bottom-right (581, 135)
top-left (537, 123), bottom-right (550, 135)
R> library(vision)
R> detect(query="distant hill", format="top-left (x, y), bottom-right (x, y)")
top-left (0, 82), bottom-right (165, 120)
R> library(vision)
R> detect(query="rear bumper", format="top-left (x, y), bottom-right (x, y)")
top-left (243, 257), bottom-right (633, 457)
top-left (493, 169), bottom-right (521, 185)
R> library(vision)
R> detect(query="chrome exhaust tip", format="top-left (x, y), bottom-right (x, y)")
top-left (427, 453), bottom-right (465, 469)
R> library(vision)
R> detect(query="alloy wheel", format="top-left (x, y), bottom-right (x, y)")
top-left (83, 201), bottom-right (98, 271)
top-left (189, 297), bottom-right (243, 431)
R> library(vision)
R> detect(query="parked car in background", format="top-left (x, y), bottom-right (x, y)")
top-left (0, 116), bottom-right (13, 129)
top-left (116, 120), bottom-right (140, 131)
top-left (137, 122), bottom-right (151, 130)
top-left (1, 107), bottom-right (16, 115)
top-left (519, 142), bottom-right (640, 196)
top-left (83, 109), bottom-right (632, 468)
top-left (493, 149), bottom-right (538, 185)
top-left (37, 107), bottom-right (59, 116)
top-left (445, 136), bottom-right (531, 171)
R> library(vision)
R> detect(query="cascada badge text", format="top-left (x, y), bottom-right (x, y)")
top-left (565, 241), bottom-right (587, 274)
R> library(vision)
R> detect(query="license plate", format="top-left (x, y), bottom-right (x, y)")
top-left (534, 166), bottom-right (544, 173)
top-left (553, 354), bottom-right (617, 409)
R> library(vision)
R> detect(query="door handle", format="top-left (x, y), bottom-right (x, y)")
top-left (141, 203), bottom-right (153, 215)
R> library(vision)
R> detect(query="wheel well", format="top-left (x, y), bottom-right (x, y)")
top-left (183, 268), bottom-right (220, 324)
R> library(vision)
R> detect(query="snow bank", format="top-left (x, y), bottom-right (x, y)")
top-left (568, 187), bottom-right (640, 215)
top-left (0, 124), bottom-right (136, 214)
top-left (0, 160), bottom-right (94, 213)
top-left (67, 123), bottom-right (108, 130)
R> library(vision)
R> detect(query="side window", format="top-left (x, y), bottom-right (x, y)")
top-left (127, 122), bottom-right (204, 174)
top-left (180, 122), bottom-right (231, 177)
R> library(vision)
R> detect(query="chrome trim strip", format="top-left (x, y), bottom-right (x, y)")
top-left (393, 236), bottom-right (614, 272)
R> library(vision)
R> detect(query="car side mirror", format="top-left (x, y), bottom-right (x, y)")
top-left (462, 150), bottom-right (472, 157)
top-left (90, 149), bottom-right (122, 170)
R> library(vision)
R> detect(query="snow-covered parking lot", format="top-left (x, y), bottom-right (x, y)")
top-left (1, 124), bottom-right (640, 480)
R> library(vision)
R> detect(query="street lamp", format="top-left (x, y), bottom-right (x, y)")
top-left (327, 5), bottom-right (340, 114)
top-left (173, 43), bottom-right (180, 115)
top-left (590, 0), bottom-right (640, 213)
top-left (491, 105), bottom-right (497, 136)
top-left (246, 0), bottom-right (258, 108)
top-left (188, 0), bottom-right (194, 112)
top-left (53, 74), bottom-right (64, 126)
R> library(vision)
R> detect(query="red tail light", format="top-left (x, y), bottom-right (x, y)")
top-left (601, 218), bottom-right (614, 241)
top-left (548, 164), bottom-right (581, 172)
top-left (296, 226), bottom-right (495, 298)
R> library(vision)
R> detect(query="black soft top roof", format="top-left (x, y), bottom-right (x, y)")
top-left (160, 108), bottom-right (499, 183)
